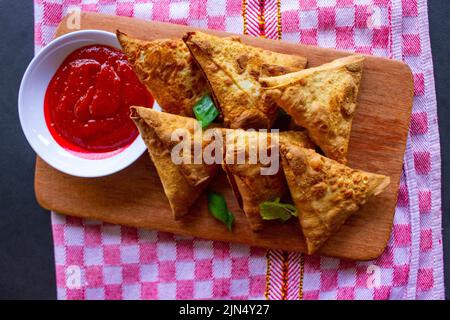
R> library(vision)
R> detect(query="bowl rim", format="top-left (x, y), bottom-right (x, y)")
top-left (18, 29), bottom-right (149, 178)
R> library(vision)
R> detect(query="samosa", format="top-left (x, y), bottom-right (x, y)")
top-left (118, 31), bottom-right (209, 117)
top-left (183, 31), bottom-right (307, 129)
top-left (131, 107), bottom-right (219, 218)
top-left (279, 139), bottom-right (390, 254)
top-left (220, 129), bottom-right (313, 231)
top-left (261, 55), bottom-right (364, 164)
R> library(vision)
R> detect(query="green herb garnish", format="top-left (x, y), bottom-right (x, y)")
top-left (260, 198), bottom-right (298, 222)
top-left (193, 95), bottom-right (219, 128)
top-left (277, 108), bottom-right (289, 118)
top-left (207, 191), bottom-right (234, 231)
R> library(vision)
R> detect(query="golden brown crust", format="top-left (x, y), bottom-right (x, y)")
top-left (131, 107), bottom-right (219, 218)
top-left (183, 31), bottom-right (307, 129)
top-left (279, 139), bottom-right (390, 254)
top-left (279, 131), bottom-right (316, 150)
top-left (261, 55), bottom-right (364, 164)
top-left (220, 129), bottom-right (313, 231)
top-left (131, 107), bottom-right (219, 187)
top-left (117, 31), bottom-right (209, 117)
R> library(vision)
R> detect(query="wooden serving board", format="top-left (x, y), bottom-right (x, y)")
top-left (35, 12), bottom-right (414, 260)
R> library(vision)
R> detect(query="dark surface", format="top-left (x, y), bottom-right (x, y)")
top-left (0, 1), bottom-right (56, 299)
top-left (429, 1), bottom-right (450, 300)
top-left (0, 1), bottom-right (448, 300)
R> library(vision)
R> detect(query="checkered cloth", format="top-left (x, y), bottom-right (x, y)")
top-left (34, 0), bottom-right (444, 299)
top-left (52, 215), bottom-right (266, 299)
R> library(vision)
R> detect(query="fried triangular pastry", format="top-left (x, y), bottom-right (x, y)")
top-left (118, 31), bottom-right (209, 117)
top-left (220, 129), bottom-right (313, 231)
top-left (261, 55), bottom-right (364, 164)
top-left (279, 139), bottom-right (390, 254)
top-left (131, 107), bottom-right (219, 218)
top-left (183, 31), bottom-right (307, 129)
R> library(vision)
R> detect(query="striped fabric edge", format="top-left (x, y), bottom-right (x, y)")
top-left (266, 250), bottom-right (305, 300)
top-left (243, 0), bottom-right (281, 39)
top-left (417, 0), bottom-right (444, 299)
top-left (242, 0), bottom-right (305, 300)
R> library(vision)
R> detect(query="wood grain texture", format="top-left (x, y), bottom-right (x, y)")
top-left (34, 12), bottom-right (414, 260)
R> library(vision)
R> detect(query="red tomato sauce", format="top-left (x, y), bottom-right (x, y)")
top-left (44, 45), bottom-right (153, 153)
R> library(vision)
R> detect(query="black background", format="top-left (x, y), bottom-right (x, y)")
top-left (0, 1), bottom-right (448, 299)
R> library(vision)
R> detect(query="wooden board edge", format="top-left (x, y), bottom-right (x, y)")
top-left (355, 91), bottom-right (413, 261)
top-left (34, 158), bottom-right (52, 211)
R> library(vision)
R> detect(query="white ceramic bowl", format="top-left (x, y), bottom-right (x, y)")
top-left (19, 30), bottom-right (158, 178)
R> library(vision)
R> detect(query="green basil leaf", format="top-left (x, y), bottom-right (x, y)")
top-left (277, 108), bottom-right (289, 117)
top-left (260, 198), bottom-right (298, 222)
top-left (207, 191), bottom-right (234, 232)
top-left (193, 95), bottom-right (219, 129)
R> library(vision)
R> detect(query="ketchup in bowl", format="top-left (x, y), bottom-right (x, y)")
top-left (44, 45), bottom-right (153, 154)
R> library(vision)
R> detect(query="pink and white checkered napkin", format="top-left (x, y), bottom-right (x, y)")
top-left (34, 0), bottom-right (444, 300)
